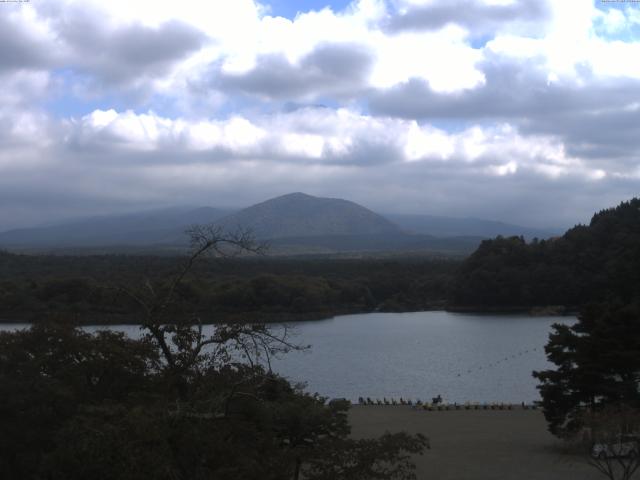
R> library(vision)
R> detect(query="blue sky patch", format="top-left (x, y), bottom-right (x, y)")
top-left (264, 0), bottom-right (354, 19)
top-left (46, 70), bottom-right (115, 118)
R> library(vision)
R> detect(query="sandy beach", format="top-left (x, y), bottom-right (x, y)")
top-left (349, 406), bottom-right (602, 480)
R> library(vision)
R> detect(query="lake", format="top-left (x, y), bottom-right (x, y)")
top-left (0, 311), bottom-right (573, 404)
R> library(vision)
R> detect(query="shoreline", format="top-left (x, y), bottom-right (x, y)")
top-left (0, 305), bottom-right (576, 326)
top-left (0, 309), bottom-right (362, 326)
top-left (446, 305), bottom-right (578, 316)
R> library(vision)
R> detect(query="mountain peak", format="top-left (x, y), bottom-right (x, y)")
top-left (264, 192), bottom-right (317, 204)
top-left (217, 193), bottom-right (400, 239)
top-left (280, 192), bottom-right (314, 199)
top-left (263, 192), bottom-right (338, 203)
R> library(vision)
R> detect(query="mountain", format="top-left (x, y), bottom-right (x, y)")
top-left (386, 213), bottom-right (560, 239)
top-left (0, 193), bottom-right (556, 255)
top-left (215, 192), bottom-right (401, 239)
top-left (0, 207), bottom-right (233, 248)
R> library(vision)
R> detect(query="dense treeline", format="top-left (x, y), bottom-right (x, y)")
top-left (451, 198), bottom-right (640, 309)
top-left (0, 252), bottom-right (457, 323)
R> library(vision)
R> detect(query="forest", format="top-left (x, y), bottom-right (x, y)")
top-left (450, 198), bottom-right (640, 310)
top-left (0, 252), bottom-right (457, 324)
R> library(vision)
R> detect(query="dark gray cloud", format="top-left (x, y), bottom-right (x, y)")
top-left (111, 22), bottom-right (206, 68)
top-left (368, 55), bottom-right (640, 169)
top-left (520, 105), bottom-right (640, 165)
top-left (0, 5), bottom-right (205, 89)
top-left (1, 140), bottom-right (629, 232)
top-left (323, 139), bottom-right (401, 166)
top-left (213, 43), bottom-right (373, 100)
top-left (55, 17), bottom-right (206, 86)
top-left (368, 56), bottom-right (636, 119)
top-left (0, 15), bottom-right (51, 72)
top-left (386, 0), bottom-right (551, 34)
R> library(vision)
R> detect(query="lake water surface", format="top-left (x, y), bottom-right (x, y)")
top-left (1, 311), bottom-right (573, 403)
top-left (272, 311), bottom-right (573, 404)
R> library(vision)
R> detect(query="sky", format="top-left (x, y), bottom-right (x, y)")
top-left (1, 0), bottom-right (639, 230)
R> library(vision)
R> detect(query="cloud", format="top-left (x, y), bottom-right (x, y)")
top-left (0, 69), bottom-right (52, 107)
top-left (368, 54), bottom-right (640, 119)
top-left (521, 102), bottom-right (640, 170)
top-left (386, 0), bottom-right (551, 35)
top-left (1, 0), bottom-right (640, 232)
top-left (52, 13), bottom-right (207, 91)
top-left (213, 43), bottom-right (374, 100)
top-left (0, 0), bottom-right (209, 109)
top-left (197, 1), bottom-right (486, 98)
top-left (0, 106), bottom-right (622, 229)
top-left (368, 53), bottom-right (640, 175)
top-left (0, 11), bottom-right (53, 72)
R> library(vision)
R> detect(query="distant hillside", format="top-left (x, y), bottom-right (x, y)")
top-left (216, 192), bottom-right (401, 239)
top-left (450, 198), bottom-right (640, 309)
top-left (386, 213), bottom-right (559, 239)
top-left (0, 207), bottom-right (233, 248)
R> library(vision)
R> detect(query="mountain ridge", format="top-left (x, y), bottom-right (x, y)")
top-left (0, 206), bottom-right (234, 247)
top-left (214, 192), bottom-right (401, 239)
top-left (386, 213), bottom-right (560, 240)
top-left (0, 193), bottom-right (559, 253)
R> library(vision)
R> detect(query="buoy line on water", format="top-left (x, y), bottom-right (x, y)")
top-left (454, 346), bottom-right (542, 378)
top-left (355, 397), bottom-right (540, 411)
top-left (352, 346), bottom-right (546, 411)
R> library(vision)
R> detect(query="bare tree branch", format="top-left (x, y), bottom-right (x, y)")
top-left (110, 222), bottom-right (305, 412)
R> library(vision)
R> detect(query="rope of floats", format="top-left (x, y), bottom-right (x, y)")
top-left (454, 346), bottom-right (542, 378)
top-left (354, 346), bottom-right (545, 410)
top-left (356, 397), bottom-right (540, 410)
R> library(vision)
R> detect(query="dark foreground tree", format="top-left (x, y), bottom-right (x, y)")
top-left (0, 225), bottom-right (427, 479)
top-left (534, 301), bottom-right (640, 479)
top-left (533, 301), bottom-right (640, 438)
